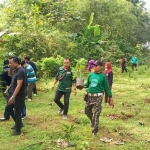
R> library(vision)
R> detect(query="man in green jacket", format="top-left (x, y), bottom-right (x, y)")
top-left (84, 60), bottom-right (114, 136)
top-left (51, 57), bottom-right (76, 119)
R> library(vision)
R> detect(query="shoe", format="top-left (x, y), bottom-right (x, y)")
top-left (58, 108), bottom-right (64, 114)
top-left (11, 131), bottom-right (21, 136)
top-left (21, 116), bottom-right (26, 120)
top-left (28, 99), bottom-right (32, 101)
top-left (34, 94), bottom-right (37, 96)
top-left (11, 123), bottom-right (24, 130)
top-left (0, 117), bottom-right (9, 121)
top-left (62, 115), bottom-right (67, 119)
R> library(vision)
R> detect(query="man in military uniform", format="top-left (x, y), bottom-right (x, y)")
top-left (51, 57), bottom-right (76, 119)
top-left (84, 60), bottom-right (114, 136)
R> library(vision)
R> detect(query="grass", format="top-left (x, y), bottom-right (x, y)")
top-left (0, 66), bottom-right (150, 150)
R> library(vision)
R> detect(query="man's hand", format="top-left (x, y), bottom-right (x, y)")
top-left (51, 85), bottom-right (55, 91)
top-left (108, 97), bottom-right (114, 108)
top-left (8, 97), bottom-right (14, 105)
top-left (74, 88), bottom-right (77, 96)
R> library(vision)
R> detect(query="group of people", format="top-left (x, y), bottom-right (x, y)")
top-left (116, 55), bottom-right (138, 73)
top-left (0, 55), bottom-right (37, 135)
top-left (0, 56), bottom-right (114, 136)
top-left (0, 54), bottom-right (141, 136)
top-left (51, 57), bottom-right (114, 136)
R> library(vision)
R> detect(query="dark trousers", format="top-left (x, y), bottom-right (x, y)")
top-left (132, 63), bottom-right (137, 71)
top-left (6, 103), bottom-right (15, 121)
top-left (4, 92), bottom-right (26, 119)
top-left (13, 95), bottom-right (25, 132)
top-left (122, 66), bottom-right (127, 73)
top-left (33, 84), bottom-right (37, 94)
top-left (4, 92), bottom-right (12, 119)
top-left (54, 90), bottom-right (71, 115)
top-left (27, 83), bottom-right (35, 99)
top-left (105, 87), bottom-right (111, 103)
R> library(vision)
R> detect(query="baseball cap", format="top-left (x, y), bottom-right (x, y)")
top-left (93, 60), bottom-right (103, 66)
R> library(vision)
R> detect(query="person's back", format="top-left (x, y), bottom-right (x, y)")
top-left (131, 55), bottom-right (138, 71)
top-left (132, 56), bottom-right (138, 64)
top-left (1, 67), bottom-right (11, 92)
top-left (26, 64), bottom-right (36, 83)
top-left (28, 61), bottom-right (37, 74)
top-left (24, 56), bottom-right (37, 96)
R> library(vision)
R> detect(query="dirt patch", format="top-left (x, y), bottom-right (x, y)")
top-left (37, 88), bottom-right (49, 92)
top-left (144, 99), bottom-right (150, 103)
top-left (108, 114), bottom-right (134, 120)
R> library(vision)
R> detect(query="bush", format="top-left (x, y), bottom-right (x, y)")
top-left (37, 56), bottom-right (64, 78)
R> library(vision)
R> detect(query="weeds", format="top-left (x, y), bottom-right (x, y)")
top-left (62, 124), bottom-right (75, 141)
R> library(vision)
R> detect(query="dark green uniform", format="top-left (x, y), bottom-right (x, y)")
top-left (55, 67), bottom-right (76, 92)
top-left (85, 72), bottom-right (112, 135)
top-left (54, 66), bottom-right (76, 116)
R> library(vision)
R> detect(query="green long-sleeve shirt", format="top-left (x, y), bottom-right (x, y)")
top-left (85, 72), bottom-right (112, 97)
top-left (55, 66), bottom-right (76, 92)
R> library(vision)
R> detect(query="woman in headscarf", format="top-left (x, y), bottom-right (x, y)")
top-left (87, 60), bottom-right (95, 72)
top-left (104, 62), bottom-right (113, 103)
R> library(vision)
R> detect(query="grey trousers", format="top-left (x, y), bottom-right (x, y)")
top-left (27, 83), bottom-right (35, 99)
top-left (85, 95), bottom-right (102, 134)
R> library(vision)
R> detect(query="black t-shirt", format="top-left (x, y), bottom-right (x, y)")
top-left (1, 70), bottom-right (11, 86)
top-left (11, 67), bottom-right (27, 97)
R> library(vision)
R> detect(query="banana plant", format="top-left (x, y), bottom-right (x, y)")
top-left (72, 58), bottom-right (87, 78)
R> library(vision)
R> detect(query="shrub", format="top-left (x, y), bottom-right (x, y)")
top-left (37, 56), bottom-right (64, 78)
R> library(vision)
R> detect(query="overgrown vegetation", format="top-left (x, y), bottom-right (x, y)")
top-left (0, 0), bottom-right (150, 63)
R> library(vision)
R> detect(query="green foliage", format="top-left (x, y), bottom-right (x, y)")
top-left (37, 55), bottom-right (64, 78)
top-left (72, 58), bottom-right (87, 78)
top-left (62, 124), bottom-right (75, 141)
top-left (79, 141), bottom-right (89, 150)
top-left (0, 0), bottom-right (150, 63)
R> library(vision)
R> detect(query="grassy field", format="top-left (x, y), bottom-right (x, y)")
top-left (0, 66), bottom-right (150, 150)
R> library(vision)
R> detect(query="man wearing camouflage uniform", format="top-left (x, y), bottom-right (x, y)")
top-left (84, 60), bottom-right (114, 136)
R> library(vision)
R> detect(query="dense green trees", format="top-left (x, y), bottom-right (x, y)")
top-left (0, 0), bottom-right (150, 63)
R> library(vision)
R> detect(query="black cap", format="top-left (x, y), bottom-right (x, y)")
top-left (93, 60), bottom-right (103, 66)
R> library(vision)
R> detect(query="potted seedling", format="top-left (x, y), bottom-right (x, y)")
top-left (72, 58), bottom-right (87, 90)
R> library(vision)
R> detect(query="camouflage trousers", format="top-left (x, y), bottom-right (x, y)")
top-left (85, 95), bottom-right (102, 134)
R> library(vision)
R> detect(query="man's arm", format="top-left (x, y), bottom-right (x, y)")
top-left (73, 82), bottom-right (77, 96)
top-left (84, 75), bottom-right (90, 88)
top-left (8, 67), bottom-right (14, 76)
top-left (51, 79), bottom-right (58, 90)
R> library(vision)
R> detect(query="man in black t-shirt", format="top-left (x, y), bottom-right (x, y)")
top-left (8, 56), bottom-right (26, 136)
